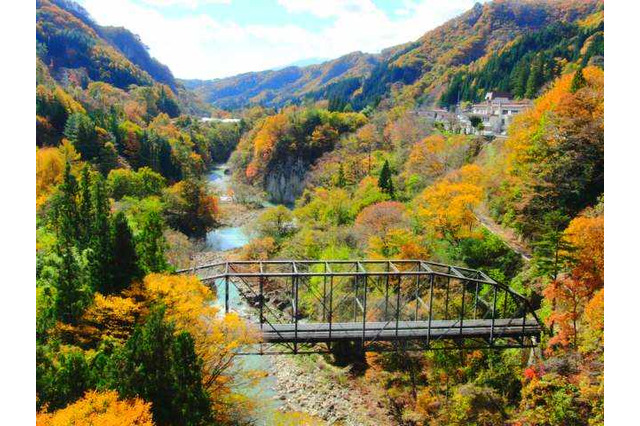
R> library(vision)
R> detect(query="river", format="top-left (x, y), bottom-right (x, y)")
top-left (205, 164), bottom-right (283, 423)
top-left (203, 164), bottom-right (389, 425)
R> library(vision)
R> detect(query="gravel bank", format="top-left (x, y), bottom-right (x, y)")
top-left (270, 355), bottom-right (393, 425)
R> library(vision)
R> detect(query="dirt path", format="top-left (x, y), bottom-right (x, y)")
top-left (474, 206), bottom-right (532, 261)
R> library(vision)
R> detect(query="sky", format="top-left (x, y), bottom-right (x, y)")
top-left (78, 0), bottom-right (488, 80)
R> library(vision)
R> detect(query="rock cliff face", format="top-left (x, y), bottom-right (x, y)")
top-left (263, 157), bottom-right (308, 205)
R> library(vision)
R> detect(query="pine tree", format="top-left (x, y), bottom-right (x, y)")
top-left (77, 166), bottom-right (93, 249)
top-left (378, 160), bottom-right (395, 199)
top-left (525, 57), bottom-right (544, 99)
top-left (53, 243), bottom-right (90, 324)
top-left (110, 212), bottom-right (141, 293)
top-left (47, 163), bottom-right (91, 323)
top-left (88, 174), bottom-right (113, 293)
top-left (511, 60), bottom-right (529, 98)
top-left (532, 212), bottom-right (575, 336)
top-left (569, 67), bottom-right (587, 93)
top-left (64, 113), bottom-right (100, 161)
top-left (170, 332), bottom-right (212, 423)
top-left (107, 307), bottom-right (212, 425)
top-left (53, 162), bottom-right (80, 247)
top-left (137, 211), bottom-right (167, 273)
top-left (532, 212), bottom-right (575, 283)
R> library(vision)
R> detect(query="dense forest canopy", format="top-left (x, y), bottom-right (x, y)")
top-left (36, 0), bottom-right (605, 424)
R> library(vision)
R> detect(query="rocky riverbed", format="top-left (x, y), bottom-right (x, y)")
top-left (271, 355), bottom-right (393, 425)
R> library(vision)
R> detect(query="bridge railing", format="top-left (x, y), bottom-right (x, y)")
top-left (178, 260), bottom-right (542, 353)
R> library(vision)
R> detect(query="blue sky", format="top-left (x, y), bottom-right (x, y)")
top-left (78, 0), bottom-right (488, 79)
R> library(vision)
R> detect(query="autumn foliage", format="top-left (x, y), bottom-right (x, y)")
top-left (413, 165), bottom-right (483, 242)
top-left (143, 274), bottom-right (258, 420)
top-left (36, 390), bottom-right (154, 426)
top-left (490, 66), bottom-right (604, 237)
top-left (544, 210), bottom-right (604, 349)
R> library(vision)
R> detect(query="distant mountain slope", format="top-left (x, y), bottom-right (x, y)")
top-left (99, 26), bottom-right (176, 89)
top-left (376, 0), bottom-right (603, 107)
top-left (181, 51), bottom-right (379, 109)
top-left (36, 0), bottom-right (177, 90)
top-left (273, 57), bottom-right (330, 69)
top-left (438, 17), bottom-right (604, 106)
top-left (187, 0), bottom-right (602, 110)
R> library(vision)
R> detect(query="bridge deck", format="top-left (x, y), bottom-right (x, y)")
top-left (260, 318), bottom-right (541, 343)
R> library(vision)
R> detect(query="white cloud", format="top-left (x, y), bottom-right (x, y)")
top-left (277, 0), bottom-right (376, 19)
top-left (79, 0), bottom-right (486, 79)
top-left (138, 0), bottom-right (231, 8)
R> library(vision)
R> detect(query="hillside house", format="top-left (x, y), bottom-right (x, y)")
top-left (418, 92), bottom-right (532, 136)
top-left (468, 92), bottom-right (532, 135)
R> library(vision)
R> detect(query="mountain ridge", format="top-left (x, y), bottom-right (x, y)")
top-left (185, 0), bottom-right (602, 110)
top-left (181, 51), bottom-right (380, 110)
top-left (37, 0), bottom-right (177, 90)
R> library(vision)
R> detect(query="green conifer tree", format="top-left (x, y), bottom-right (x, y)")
top-left (511, 60), bottom-right (529, 98)
top-left (64, 113), bottom-right (99, 161)
top-left (110, 212), bottom-right (142, 293)
top-left (53, 243), bottom-right (90, 324)
top-left (77, 166), bottom-right (93, 249)
top-left (107, 307), bottom-right (212, 425)
top-left (88, 174), bottom-right (113, 293)
top-left (54, 163), bottom-right (79, 242)
top-left (137, 211), bottom-right (168, 273)
top-left (569, 67), bottom-right (587, 94)
top-left (525, 57), bottom-right (544, 98)
top-left (378, 160), bottom-right (395, 199)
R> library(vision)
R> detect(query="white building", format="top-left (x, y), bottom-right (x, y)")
top-left (200, 117), bottom-right (241, 124)
top-left (469, 92), bottom-right (532, 135)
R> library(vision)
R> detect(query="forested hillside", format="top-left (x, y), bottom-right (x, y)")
top-left (439, 17), bottom-right (604, 106)
top-left (237, 65), bottom-right (604, 425)
top-left (187, 0), bottom-right (602, 111)
top-left (36, 1), bottom-right (265, 423)
top-left (183, 51), bottom-right (379, 110)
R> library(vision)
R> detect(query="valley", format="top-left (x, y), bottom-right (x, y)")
top-left (35, 0), bottom-right (604, 424)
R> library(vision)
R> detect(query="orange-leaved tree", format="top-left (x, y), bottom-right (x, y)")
top-left (492, 66), bottom-right (604, 238)
top-left (543, 211), bottom-right (604, 349)
top-left (246, 113), bottom-right (289, 181)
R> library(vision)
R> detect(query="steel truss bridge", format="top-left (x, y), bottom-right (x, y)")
top-left (179, 260), bottom-right (542, 355)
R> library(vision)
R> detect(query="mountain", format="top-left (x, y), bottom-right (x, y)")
top-left (371, 0), bottom-right (603, 108)
top-left (36, 0), bottom-right (176, 90)
top-left (186, 0), bottom-right (602, 110)
top-left (273, 57), bottom-right (330, 70)
top-left (438, 16), bottom-right (604, 106)
top-left (181, 51), bottom-right (379, 110)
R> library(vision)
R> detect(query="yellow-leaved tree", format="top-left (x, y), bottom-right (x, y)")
top-left (143, 274), bottom-right (259, 422)
top-left (36, 147), bottom-right (65, 209)
top-left (36, 390), bottom-right (154, 426)
top-left (412, 164), bottom-right (483, 243)
top-left (247, 113), bottom-right (289, 180)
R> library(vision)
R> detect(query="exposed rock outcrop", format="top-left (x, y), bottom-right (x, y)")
top-left (264, 157), bottom-right (308, 205)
